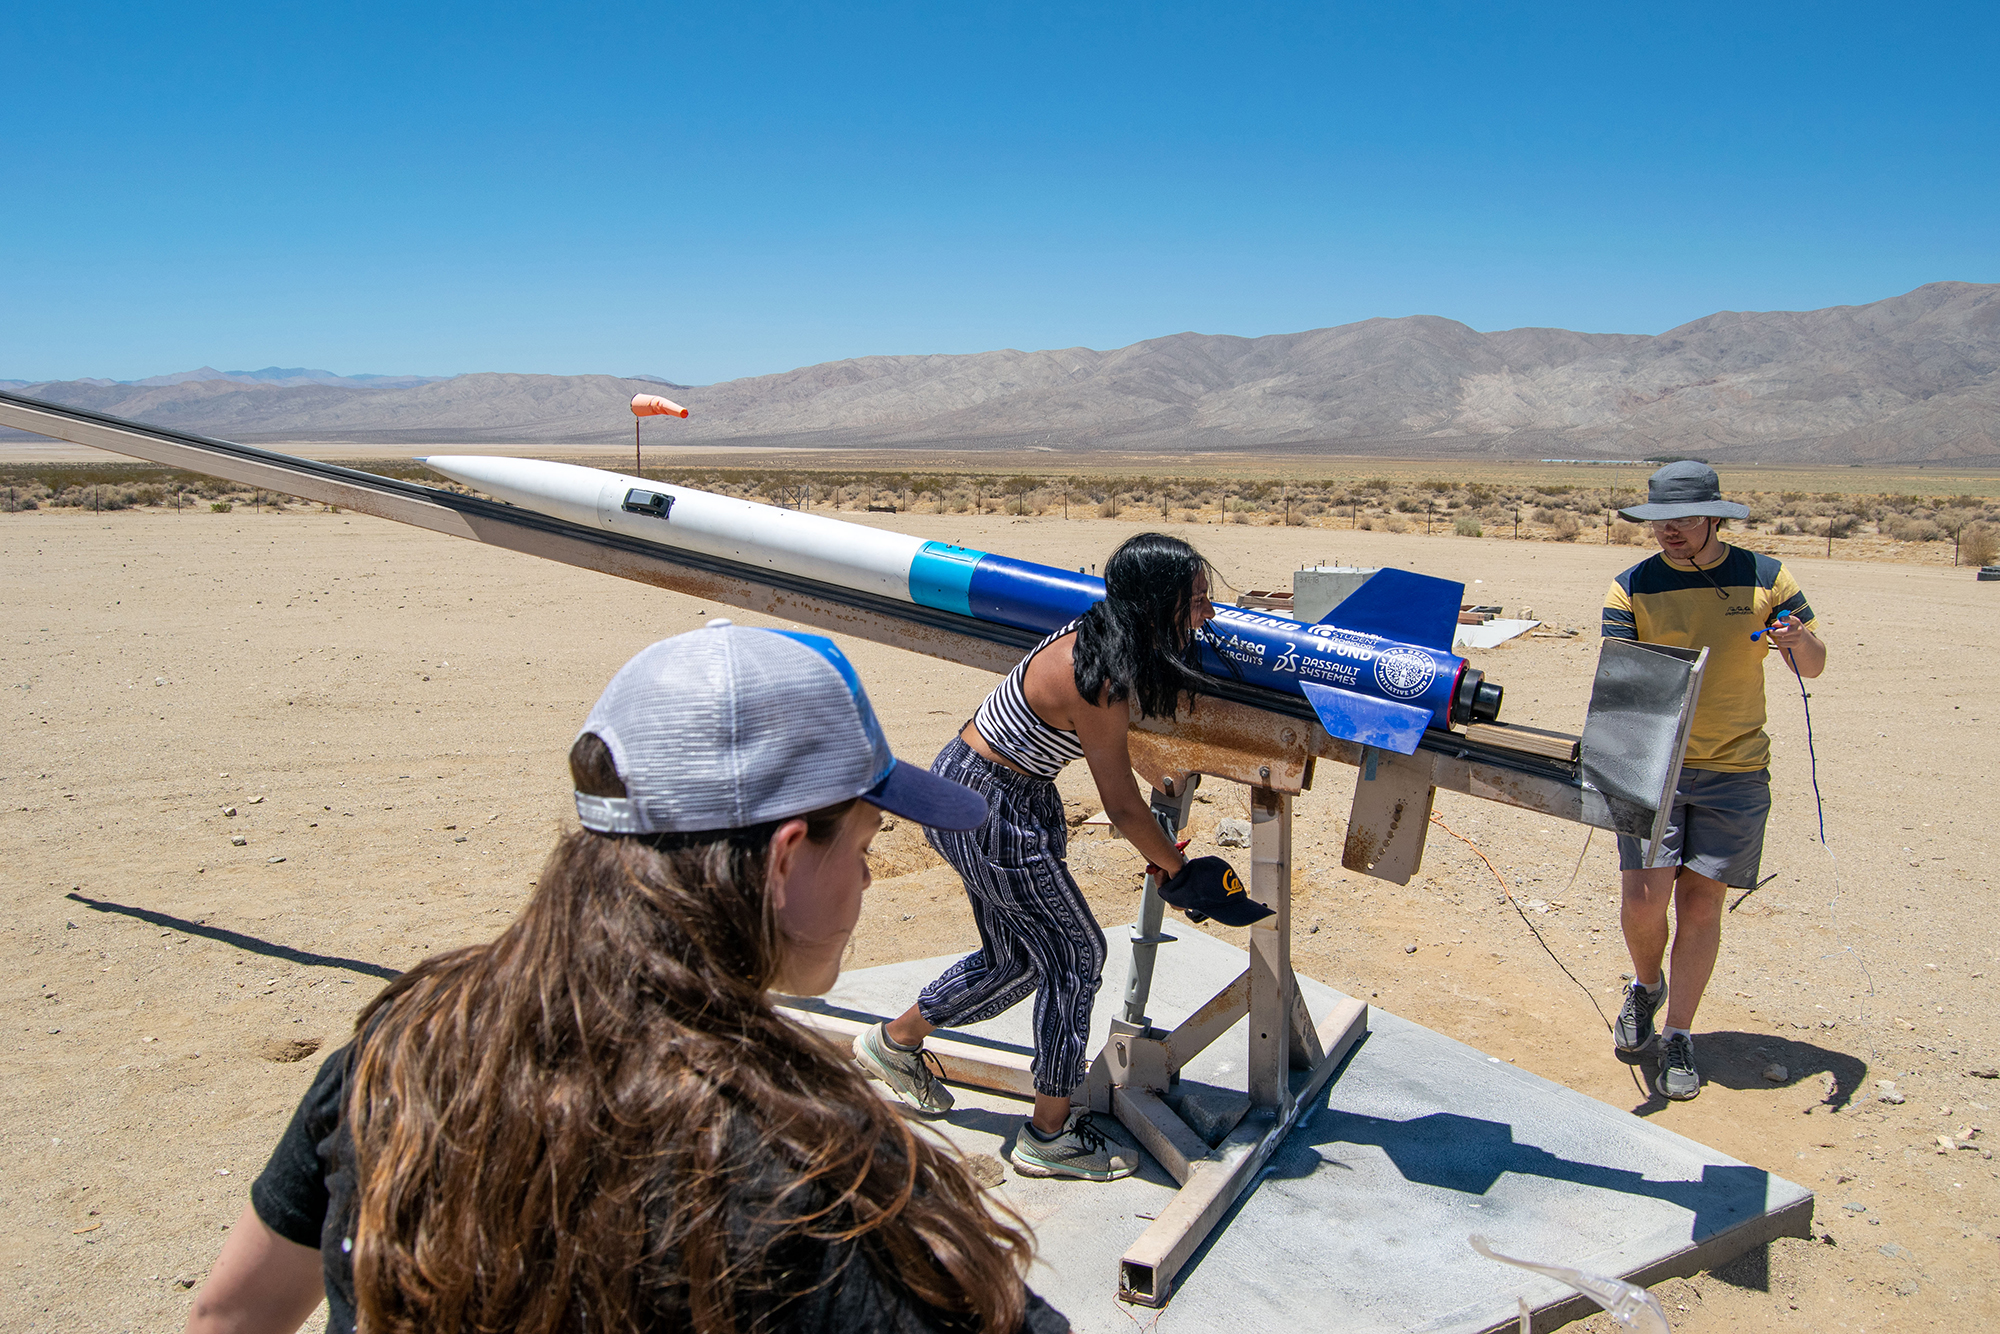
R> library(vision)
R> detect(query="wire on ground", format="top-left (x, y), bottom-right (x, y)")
top-left (1426, 811), bottom-right (1613, 1034)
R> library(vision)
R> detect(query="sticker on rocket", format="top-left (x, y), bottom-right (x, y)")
top-left (1372, 645), bottom-right (1439, 699)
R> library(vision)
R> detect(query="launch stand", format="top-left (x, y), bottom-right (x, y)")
top-left (1088, 775), bottom-right (1369, 1306)
top-left (775, 756), bottom-right (1366, 1306)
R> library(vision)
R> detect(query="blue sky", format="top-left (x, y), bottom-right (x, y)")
top-left (7, 1), bottom-right (1996, 384)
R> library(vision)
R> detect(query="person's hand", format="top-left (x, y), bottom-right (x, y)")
top-left (1146, 839), bottom-right (1191, 881)
top-left (1763, 612), bottom-right (1808, 650)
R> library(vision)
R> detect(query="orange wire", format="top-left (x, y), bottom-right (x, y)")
top-left (1426, 810), bottom-right (1616, 1035)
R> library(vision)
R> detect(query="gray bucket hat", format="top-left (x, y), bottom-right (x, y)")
top-left (1618, 461), bottom-right (1750, 522)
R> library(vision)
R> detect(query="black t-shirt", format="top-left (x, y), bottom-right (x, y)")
top-left (251, 1044), bottom-right (1069, 1334)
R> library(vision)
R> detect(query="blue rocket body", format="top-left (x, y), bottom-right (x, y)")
top-left (909, 540), bottom-right (1474, 753)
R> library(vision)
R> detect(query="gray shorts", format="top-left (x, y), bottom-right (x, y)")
top-left (1617, 767), bottom-right (1771, 889)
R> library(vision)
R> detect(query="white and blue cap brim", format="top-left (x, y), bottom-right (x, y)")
top-left (574, 625), bottom-right (986, 835)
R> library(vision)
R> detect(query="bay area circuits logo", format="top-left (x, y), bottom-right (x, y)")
top-left (1372, 646), bottom-right (1437, 699)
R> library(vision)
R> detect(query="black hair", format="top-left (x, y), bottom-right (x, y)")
top-left (1071, 532), bottom-right (1216, 720)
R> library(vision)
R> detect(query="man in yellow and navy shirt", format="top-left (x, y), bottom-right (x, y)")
top-left (1602, 461), bottom-right (1827, 1101)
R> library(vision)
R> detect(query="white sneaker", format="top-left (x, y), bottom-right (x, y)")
top-left (1009, 1110), bottom-right (1138, 1182)
top-left (853, 1023), bottom-right (954, 1116)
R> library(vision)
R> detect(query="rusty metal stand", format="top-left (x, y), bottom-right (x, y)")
top-left (777, 768), bottom-right (1367, 1307)
top-left (1088, 780), bottom-right (1367, 1306)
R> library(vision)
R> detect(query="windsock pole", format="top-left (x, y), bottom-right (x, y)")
top-left (630, 392), bottom-right (689, 478)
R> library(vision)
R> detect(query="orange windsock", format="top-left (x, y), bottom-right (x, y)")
top-left (631, 393), bottom-right (689, 418)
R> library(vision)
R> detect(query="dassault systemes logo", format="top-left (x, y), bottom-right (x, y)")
top-left (1373, 646), bottom-right (1437, 699)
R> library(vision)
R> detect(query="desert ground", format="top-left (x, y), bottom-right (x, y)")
top-left (3, 486), bottom-right (1996, 1332)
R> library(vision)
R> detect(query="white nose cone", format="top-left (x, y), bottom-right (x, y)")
top-left (419, 456), bottom-right (605, 527)
top-left (420, 456), bottom-right (927, 603)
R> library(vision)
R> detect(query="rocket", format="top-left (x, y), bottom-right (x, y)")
top-left (419, 456), bottom-right (1502, 753)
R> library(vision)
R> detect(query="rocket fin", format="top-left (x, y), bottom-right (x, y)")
top-left (1324, 568), bottom-right (1464, 652)
top-left (1299, 681), bottom-right (1432, 755)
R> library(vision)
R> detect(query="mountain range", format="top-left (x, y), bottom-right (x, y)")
top-left (7, 282), bottom-right (1997, 464)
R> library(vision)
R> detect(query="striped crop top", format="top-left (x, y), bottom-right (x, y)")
top-left (972, 619), bottom-right (1087, 779)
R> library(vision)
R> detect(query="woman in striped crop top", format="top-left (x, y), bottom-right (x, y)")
top-left (852, 533), bottom-right (1218, 1182)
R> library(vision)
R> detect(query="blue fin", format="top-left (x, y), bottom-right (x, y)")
top-left (1323, 567), bottom-right (1464, 652)
top-left (1299, 681), bottom-right (1433, 755)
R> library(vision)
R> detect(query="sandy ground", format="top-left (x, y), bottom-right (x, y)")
top-left (3, 502), bottom-right (1996, 1333)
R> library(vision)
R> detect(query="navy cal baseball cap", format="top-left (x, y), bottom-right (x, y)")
top-left (1160, 855), bottom-right (1274, 927)
top-left (574, 624), bottom-right (988, 835)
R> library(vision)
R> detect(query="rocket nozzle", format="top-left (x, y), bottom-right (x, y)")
top-left (1453, 668), bottom-right (1504, 724)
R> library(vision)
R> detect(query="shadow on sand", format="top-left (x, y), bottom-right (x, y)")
top-left (65, 891), bottom-right (400, 980)
top-left (1618, 1028), bottom-right (1868, 1116)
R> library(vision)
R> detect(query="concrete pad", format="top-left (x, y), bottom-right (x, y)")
top-left (801, 926), bottom-right (1812, 1333)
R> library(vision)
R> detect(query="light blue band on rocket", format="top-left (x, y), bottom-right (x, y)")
top-left (909, 541), bottom-right (987, 617)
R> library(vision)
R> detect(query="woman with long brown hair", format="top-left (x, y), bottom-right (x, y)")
top-left (186, 624), bottom-right (1069, 1333)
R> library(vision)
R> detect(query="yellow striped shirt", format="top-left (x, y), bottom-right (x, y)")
top-left (1602, 544), bottom-right (1816, 771)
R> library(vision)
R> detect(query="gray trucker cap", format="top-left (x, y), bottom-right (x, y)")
top-left (574, 624), bottom-right (987, 835)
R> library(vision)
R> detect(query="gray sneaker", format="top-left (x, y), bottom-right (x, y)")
top-left (1657, 1032), bottom-right (1700, 1100)
top-left (1009, 1111), bottom-right (1139, 1182)
top-left (853, 1023), bottom-right (954, 1116)
top-left (1614, 981), bottom-right (1663, 1052)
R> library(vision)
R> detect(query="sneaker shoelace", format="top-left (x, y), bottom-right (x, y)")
top-left (1621, 985), bottom-right (1658, 1026)
top-left (917, 1048), bottom-right (949, 1093)
top-left (1662, 1034), bottom-right (1695, 1072)
top-left (1066, 1114), bottom-right (1108, 1154)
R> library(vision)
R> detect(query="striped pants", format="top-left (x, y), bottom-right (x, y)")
top-left (917, 736), bottom-right (1106, 1098)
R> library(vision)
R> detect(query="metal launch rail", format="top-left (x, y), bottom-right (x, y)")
top-left (0, 387), bottom-right (1708, 1306)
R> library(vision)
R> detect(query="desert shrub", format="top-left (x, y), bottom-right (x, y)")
top-left (1550, 512), bottom-right (1582, 542)
top-left (1612, 520), bottom-right (1645, 545)
top-left (1824, 514), bottom-right (1860, 538)
top-left (211, 501), bottom-right (233, 513)
top-left (1356, 477), bottom-right (1389, 493)
top-left (1284, 510), bottom-right (1306, 526)
top-left (1884, 515), bottom-right (1942, 542)
top-left (1453, 517), bottom-right (1482, 537)
top-left (1383, 517), bottom-right (1409, 534)
top-left (1394, 497), bottom-right (1424, 513)
top-left (1301, 501), bottom-right (1326, 517)
top-left (1780, 490), bottom-right (1807, 502)
top-left (1465, 482), bottom-right (1494, 504)
top-left (1943, 493), bottom-right (1984, 508)
top-left (1536, 484), bottom-right (1573, 497)
top-left (1532, 505), bottom-right (1565, 524)
top-left (1775, 520), bottom-right (1798, 535)
top-left (1962, 523), bottom-right (1999, 567)
top-left (1421, 478), bottom-right (1455, 493)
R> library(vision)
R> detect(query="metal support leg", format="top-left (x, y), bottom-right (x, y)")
top-left (1247, 784), bottom-right (1293, 1111)
top-left (1122, 777), bottom-right (1199, 1027)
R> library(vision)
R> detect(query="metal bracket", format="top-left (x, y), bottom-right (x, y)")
top-left (1342, 746), bottom-right (1438, 885)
